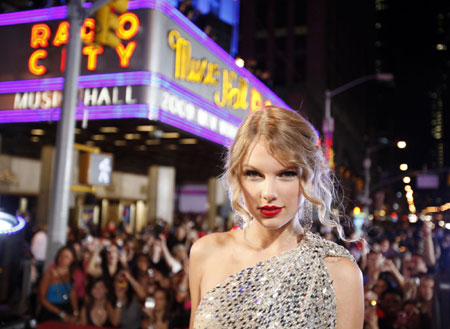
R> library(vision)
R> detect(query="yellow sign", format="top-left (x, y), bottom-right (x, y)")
top-left (168, 29), bottom-right (251, 111)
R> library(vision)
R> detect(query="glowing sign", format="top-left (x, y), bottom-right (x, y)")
top-left (117, 12), bottom-right (139, 40)
top-left (27, 13), bottom-right (140, 75)
top-left (52, 21), bottom-right (69, 46)
top-left (28, 49), bottom-right (48, 75)
top-left (168, 29), bottom-right (251, 111)
top-left (168, 30), bottom-right (219, 85)
top-left (0, 1), bottom-right (295, 146)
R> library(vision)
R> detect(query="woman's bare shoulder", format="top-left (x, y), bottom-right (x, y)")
top-left (190, 231), bottom-right (235, 259)
top-left (323, 256), bottom-right (362, 284)
top-left (323, 257), bottom-right (364, 328)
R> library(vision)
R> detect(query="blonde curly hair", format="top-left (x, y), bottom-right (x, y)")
top-left (223, 106), bottom-right (346, 239)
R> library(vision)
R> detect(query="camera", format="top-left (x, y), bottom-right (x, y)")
top-left (145, 297), bottom-right (155, 309)
top-left (153, 223), bottom-right (164, 238)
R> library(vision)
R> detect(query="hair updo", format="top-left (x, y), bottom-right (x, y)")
top-left (223, 106), bottom-right (346, 239)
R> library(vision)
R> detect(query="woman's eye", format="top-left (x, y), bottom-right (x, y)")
top-left (244, 170), bottom-right (261, 177)
top-left (280, 171), bottom-right (298, 177)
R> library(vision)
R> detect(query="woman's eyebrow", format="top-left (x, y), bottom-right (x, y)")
top-left (242, 165), bottom-right (259, 170)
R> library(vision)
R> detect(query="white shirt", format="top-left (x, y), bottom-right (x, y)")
top-left (30, 230), bottom-right (47, 261)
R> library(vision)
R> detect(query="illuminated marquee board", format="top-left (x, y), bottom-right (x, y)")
top-left (0, 0), bottom-right (290, 146)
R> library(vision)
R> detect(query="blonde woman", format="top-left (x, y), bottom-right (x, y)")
top-left (189, 107), bottom-right (363, 328)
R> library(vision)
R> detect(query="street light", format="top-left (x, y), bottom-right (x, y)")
top-left (397, 140), bottom-right (407, 149)
top-left (323, 73), bottom-right (394, 167)
top-left (362, 137), bottom-right (405, 223)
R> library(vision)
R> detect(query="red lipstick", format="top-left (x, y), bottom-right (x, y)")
top-left (259, 206), bottom-right (282, 217)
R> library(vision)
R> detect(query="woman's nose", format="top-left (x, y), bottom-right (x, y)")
top-left (262, 180), bottom-right (278, 201)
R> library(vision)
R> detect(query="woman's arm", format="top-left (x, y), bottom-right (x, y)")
top-left (122, 270), bottom-right (146, 301)
top-left (324, 257), bottom-right (364, 329)
top-left (107, 300), bottom-right (123, 327)
top-left (80, 306), bottom-right (87, 325)
top-left (159, 234), bottom-right (183, 274)
top-left (86, 249), bottom-right (102, 277)
top-left (188, 238), bottom-right (207, 329)
top-left (69, 284), bottom-right (79, 321)
top-left (382, 259), bottom-right (405, 288)
top-left (422, 223), bottom-right (436, 267)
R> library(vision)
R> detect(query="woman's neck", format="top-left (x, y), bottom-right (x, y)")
top-left (108, 262), bottom-right (117, 274)
top-left (154, 309), bottom-right (165, 321)
top-left (55, 265), bottom-right (69, 274)
top-left (243, 219), bottom-right (301, 252)
top-left (92, 298), bottom-right (106, 308)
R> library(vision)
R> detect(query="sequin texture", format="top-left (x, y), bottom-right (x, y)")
top-left (193, 232), bottom-right (355, 328)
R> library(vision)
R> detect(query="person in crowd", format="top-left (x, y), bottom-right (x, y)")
top-left (378, 289), bottom-right (403, 329)
top-left (413, 275), bottom-right (434, 323)
top-left (110, 270), bottom-right (145, 329)
top-left (133, 252), bottom-right (153, 291)
top-left (37, 246), bottom-right (79, 322)
top-left (189, 107), bottom-right (363, 328)
top-left (141, 288), bottom-right (171, 329)
top-left (372, 278), bottom-right (391, 299)
top-left (80, 277), bottom-right (113, 327)
top-left (69, 241), bottom-right (87, 307)
top-left (87, 241), bottom-right (128, 294)
top-left (30, 224), bottom-right (48, 282)
top-left (364, 290), bottom-right (379, 329)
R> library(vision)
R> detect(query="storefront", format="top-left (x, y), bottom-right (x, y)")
top-left (0, 0), bottom-right (290, 231)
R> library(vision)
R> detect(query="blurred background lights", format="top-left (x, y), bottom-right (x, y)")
top-left (393, 203), bottom-right (399, 210)
top-left (235, 57), bottom-right (245, 68)
top-left (403, 176), bottom-right (411, 184)
top-left (404, 185), bottom-right (412, 191)
top-left (445, 223), bottom-right (450, 230)
top-left (0, 220), bottom-right (13, 231)
top-left (397, 141), bottom-right (407, 149)
top-left (353, 206), bottom-right (361, 216)
top-left (0, 212), bottom-right (26, 235)
top-left (408, 214), bottom-right (418, 223)
top-left (399, 163), bottom-right (408, 171)
top-left (439, 221), bottom-right (445, 227)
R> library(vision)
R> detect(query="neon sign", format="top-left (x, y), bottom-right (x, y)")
top-left (167, 29), bottom-right (274, 113)
top-left (28, 12), bottom-right (140, 75)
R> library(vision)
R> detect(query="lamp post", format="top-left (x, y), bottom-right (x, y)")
top-left (323, 73), bottom-right (394, 167)
top-left (362, 140), bottom-right (406, 220)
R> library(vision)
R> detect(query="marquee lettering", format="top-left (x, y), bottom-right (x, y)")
top-left (213, 69), bottom-right (248, 110)
top-left (168, 30), bottom-right (219, 85)
top-left (13, 86), bottom-right (136, 110)
top-left (53, 21), bottom-right (69, 46)
top-left (168, 29), bottom-right (252, 111)
top-left (27, 13), bottom-right (140, 75)
top-left (30, 24), bottom-right (50, 48)
top-left (28, 49), bottom-right (48, 75)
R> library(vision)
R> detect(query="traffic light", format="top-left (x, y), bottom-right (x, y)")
top-left (94, 0), bottom-right (129, 48)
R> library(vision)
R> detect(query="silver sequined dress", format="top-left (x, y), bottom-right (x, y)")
top-left (193, 231), bottom-right (355, 328)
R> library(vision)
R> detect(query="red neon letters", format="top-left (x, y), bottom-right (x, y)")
top-left (28, 13), bottom-right (140, 75)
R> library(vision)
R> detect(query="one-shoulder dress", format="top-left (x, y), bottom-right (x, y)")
top-left (193, 231), bottom-right (355, 328)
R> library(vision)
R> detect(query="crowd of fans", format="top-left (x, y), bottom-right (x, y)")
top-left (26, 211), bottom-right (449, 329)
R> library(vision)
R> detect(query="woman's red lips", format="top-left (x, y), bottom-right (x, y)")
top-left (259, 206), bottom-right (282, 216)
